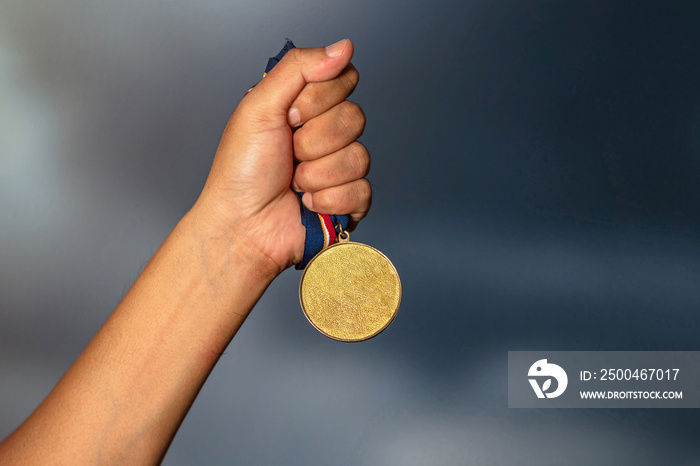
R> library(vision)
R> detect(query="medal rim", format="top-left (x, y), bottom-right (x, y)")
top-left (299, 240), bottom-right (402, 343)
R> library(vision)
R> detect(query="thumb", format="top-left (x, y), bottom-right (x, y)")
top-left (244, 39), bottom-right (354, 120)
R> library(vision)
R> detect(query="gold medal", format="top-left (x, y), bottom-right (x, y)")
top-left (299, 229), bottom-right (401, 342)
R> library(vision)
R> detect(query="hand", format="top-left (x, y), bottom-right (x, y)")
top-left (194, 39), bottom-right (371, 274)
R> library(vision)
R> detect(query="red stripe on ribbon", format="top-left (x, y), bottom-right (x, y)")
top-left (320, 214), bottom-right (336, 247)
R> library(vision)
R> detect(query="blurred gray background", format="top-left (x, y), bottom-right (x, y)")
top-left (2, 0), bottom-right (700, 464)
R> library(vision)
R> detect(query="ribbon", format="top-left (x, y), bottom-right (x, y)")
top-left (250, 40), bottom-right (350, 269)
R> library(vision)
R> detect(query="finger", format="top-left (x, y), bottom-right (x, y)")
top-left (293, 142), bottom-right (370, 192)
top-left (301, 178), bottom-right (372, 231)
top-left (244, 39), bottom-right (354, 120)
top-left (293, 101), bottom-right (366, 161)
top-left (287, 63), bottom-right (359, 127)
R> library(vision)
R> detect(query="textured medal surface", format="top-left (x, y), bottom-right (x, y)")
top-left (299, 241), bottom-right (401, 342)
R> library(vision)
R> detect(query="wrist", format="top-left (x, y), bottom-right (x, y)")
top-left (181, 201), bottom-right (284, 283)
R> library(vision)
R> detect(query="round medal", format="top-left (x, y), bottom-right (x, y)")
top-left (299, 231), bottom-right (401, 342)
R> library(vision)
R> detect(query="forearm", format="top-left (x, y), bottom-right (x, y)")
top-left (0, 205), bottom-right (278, 464)
top-left (0, 39), bottom-right (367, 464)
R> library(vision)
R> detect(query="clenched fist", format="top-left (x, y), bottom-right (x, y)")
top-left (195, 39), bottom-right (371, 273)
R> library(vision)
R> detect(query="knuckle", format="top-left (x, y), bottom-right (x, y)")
top-left (297, 84), bottom-right (326, 114)
top-left (347, 142), bottom-right (370, 177)
top-left (338, 101), bottom-right (366, 137)
top-left (294, 162), bottom-right (311, 189)
top-left (284, 47), bottom-right (304, 64)
top-left (300, 162), bottom-right (330, 192)
top-left (293, 130), bottom-right (312, 159)
top-left (355, 178), bottom-right (372, 203)
top-left (314, 190), bottom-right (335, 211)
top-left (341, 64), bottom-right (360, 94)
top-left (295, 91), bottom-right (314, 115)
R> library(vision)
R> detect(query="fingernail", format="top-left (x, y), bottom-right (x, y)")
top-left (288, 107), bottom-right (301, 127)
top-left (302, 193), bottom-right (314, 210)
top-left (291, 179), bottom-right (302, 192)
top-left (325, 39), bottom-right (347, 57)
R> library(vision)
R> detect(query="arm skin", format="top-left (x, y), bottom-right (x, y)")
top-left (0, 39), bottom-right (371, 465)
